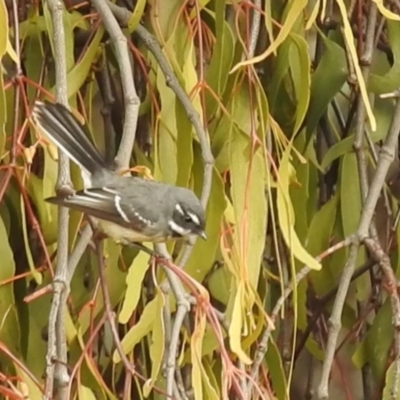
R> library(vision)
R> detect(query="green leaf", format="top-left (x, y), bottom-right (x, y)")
top-left (144, 292), bottom-right (165, 396)
top-left (265, 339), bottom-right (288, 400)
top-left (321, 136), bottom-right (354, 171)
top-left (369, 20), bottom-right (400, 94)
top-left (289, 34), bottom-right (310, 134)
top-left (382, 361), bottom-right (400, 400)
top-left (306, 33), bottom-right (347, 140)
top-left (204, 2), bottom-right (235, 117)
top-left (277, 144), bottom-right (321, 270)
top-left (19, 12), bottom-right (88, 40)
top-left (78, 385), bottom-right (97, 400)
top-left (207, 267), bottom-right (231, 305)
top-left (340, 153), bottom-right (361, 236)
top-left (291, 132), bottom-right (310, 242)
top-left (307, 193), bottom-right (339, 295)
top-left (229, 117), bottom-right (267, 287)
top-left (0, 215), bottom-right (20, 356)
top-left (175, 40), bottom-right (200, 187)
top-left (267, 38), bottom-right (291, 110)
top-left (154, 67), bottom-right (178, 185)
top-left (365, 300), bottom-right (393, 382)
top-left (78, 241), bottom-right (126, 336)
top-left (0, 0), bottom-right (8, 56)
top-left (184, 157), bottom-right (226, 282)
top-left (0, 62), bottom-right (6, 158)
top-left (20, 194), bottom-right (42, 284)
top-left (26, 150), bottom-right (58, 244)
top-left (24, 35), bottom-right (44, 106)
top-left (49, 26), bottom-right (104, 99)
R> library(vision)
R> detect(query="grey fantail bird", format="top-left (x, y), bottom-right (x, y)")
top-left (32, 101), bottom-right (207, 244)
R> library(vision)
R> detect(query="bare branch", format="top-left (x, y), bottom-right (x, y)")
top-left (43, 0), bottom-right (71, 398)
top-left (90, 0), bottom-right (140, 170)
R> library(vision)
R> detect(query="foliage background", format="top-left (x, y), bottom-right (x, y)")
top-left (1, 0), bottom-right (400, 399)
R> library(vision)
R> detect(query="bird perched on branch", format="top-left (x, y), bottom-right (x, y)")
top-left (32, 101), bottom-right (207, 245)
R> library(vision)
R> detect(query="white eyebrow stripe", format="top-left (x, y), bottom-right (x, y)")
top-left (168, 220), bottom-right (190, 236)
top-left (175, 203), bottom-right (185, 215)
top-left (187, 211), bottom-right (200, 226)
top-left (114, 195), bottom-right (130, 222)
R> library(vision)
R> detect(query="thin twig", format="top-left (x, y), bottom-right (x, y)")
top-left (44, 0), bottom-right (71, 398)
top-left (90, 0), bottom-right (140, 171)
top-left (248, 0), bottom-right (261, 58)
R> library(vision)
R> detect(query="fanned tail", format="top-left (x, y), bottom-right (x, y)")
top-left (32, 101), bottom-right (107, 175)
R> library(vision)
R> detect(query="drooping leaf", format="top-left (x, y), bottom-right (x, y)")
top-left (204, 1), bottom-right (235, 117)
top-left (365, 300), bottom-right (393, 382)
top-left (335, 0), bottom-right (376, 130)
top-left (49, 26), bottom-right (104, 99)
top-left (369, 20), bottom-right (400, 94)
top-left (231, 0), bottom-right (308, 71)
top-left (306, 33), bottom-right (347, 140)
top-left (289, 34), bottom-right (310, 134)
top-left (144, 291), bottom-right (165, 396)
top-left (114, 297), bottom-right (158, 363)
top-left (154, 67), bottom-right (178, 185)
top-left (119, 251), bottom-right (151, 324)
top-left (0, 215), bottom-right (20, 356)
top-left (277, 144), bottom-right (321, 270)
top-left (128, 0), bottom-right (146, 32)
top-left (0, 0), bottom-right (8, 56)
top-left (185, 160), bottom-right (226, 281)
top-left (321, 136), bottom-right (354, 171)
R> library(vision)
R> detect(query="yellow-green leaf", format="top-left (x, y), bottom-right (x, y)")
top-left (50, 26), bottom-right (104, 99)
top-left (184, 163), bottom-right (226, 281)
top-left (78, 385), bottom-right (97, 400)
top-left (229, 129), bottom-right (267, 288)
top-left (154, 67), bottom-right (178, 184)
top-left (228, 282), bottom-right (252, 365)
top-left (289, 34), bottom-right (310, 134)
top-left (0, 215), bottom-right (20, 355)
top-left (277, 145), bottom-right (321, 270)
top-left (144, 292), bottom-right (165, 396)
top-left (128, 0), bottom-right (146, 32)
top-left (231, 0), bottom-right (307, 71)
top-left (192, 309), bottom-right (206, 400)
top-left (119, 252), bottom-right (151, 324)
top-left (373, 0), bottom-right (400, 20)
top-left (336, 0), bottom-right (376, 130)
top-left (114, 297), bottom-right (158, 363)
top-left (0, 0), bottom-right (8, 56)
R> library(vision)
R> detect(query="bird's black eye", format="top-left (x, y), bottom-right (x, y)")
top-left (184, 215), bottom-right (193, 223)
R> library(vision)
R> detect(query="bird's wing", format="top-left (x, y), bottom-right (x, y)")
top-left (46, 186), bottom-right (156, 231)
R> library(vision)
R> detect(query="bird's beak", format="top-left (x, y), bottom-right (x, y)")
top-left (199, 230), bottom-right (207, 240)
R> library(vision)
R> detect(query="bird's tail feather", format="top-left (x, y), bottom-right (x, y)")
top-left (32, 101), bottom-right (108, 175)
